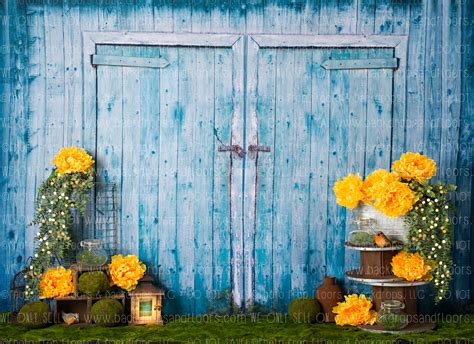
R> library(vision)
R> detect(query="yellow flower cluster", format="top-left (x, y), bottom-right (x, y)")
top-left (109, 255), bottom-right (146, 291)
top-left (332, 294), bottom-right (377, 326)
top-left (361, 169), bottom-right (400, 203)
top-left (333, 174), bottom-right (365, 209)
top-left (391, 250), bottom-right (434, 282)
top-left (372, 179), bottom-right (416, 217)
top-left (52, 147), bottom-right (94, 174)
top-left (39, 266), bottom-right (74, 298)
top-left (392, 152), bottom-right (436, 182)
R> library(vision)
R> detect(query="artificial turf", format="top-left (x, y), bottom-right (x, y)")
top-left (0, 313), bottom-right (473, 343)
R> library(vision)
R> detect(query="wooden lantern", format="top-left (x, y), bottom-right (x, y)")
top-left (129, 275), bottom-right (164, 325)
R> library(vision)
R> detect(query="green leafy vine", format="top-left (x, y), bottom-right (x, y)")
top-left (404, 181), bottom-right (456, 302)
top-left (25, 168), bottom-right (94, 298)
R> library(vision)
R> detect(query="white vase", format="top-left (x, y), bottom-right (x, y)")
top-left (354, 204), bottom-right (409, 243)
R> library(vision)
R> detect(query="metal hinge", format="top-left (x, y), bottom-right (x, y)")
top-left (91, 54), bottom-right (169, 69)
top-left (218, 145), bottom-right (245, 158)
top-left (248, 145), bottom-right (271, 153)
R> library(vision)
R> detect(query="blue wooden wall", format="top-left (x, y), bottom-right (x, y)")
top-left (1, 0), bottom-right (473, 314)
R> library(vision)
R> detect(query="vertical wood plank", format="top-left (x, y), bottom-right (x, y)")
top-left (210, 0), bottom-right (230, 33)
top-left (290, 49), bottom-right (312, 297)
top-left (174, 0), bottom-right (192, 32)
top-left (405, 1), bottom-right (426, 152)
top-left (176, 47), bottom-right (196, 314)
top-left (157, 47), bottom-right (180, 314)
top-left (245, 0), bottom-right (264, 34)
top-left (192, 0), bottom-right (212, 32)
top-left (242, 37), bottom-right (258, 309)
top-left (153, 0), bottom-right (174, 32)
top-left (212, 47), bottom-right (233, 312)
top-left (364, 48), bottom-right (393, 172)
top-left (375, 0), bottom-right (393, 34)
top-left (308, 48), bottom-right (331, 295)
top-left (326, 48), bottom-right (349, 280)
top-left (230, 37), bottom-right (245, 309)
top-left (357, 0), bottom-right (375, 34)
top-left (193, 47), bottom-right (215, 313)
top-left (228, 0), bottom-right (245, 33)
top-left (336, 0), bottom-right (357, 34)
top-left (24, 4), bottom-right (46, 259)
top-left (253, 46), bottom-right (276, 309)
top-left (138, 46), bottom-right (161, 278)
top-left (423, 0), bottom-right (442, 168)
top-left (272, 48), bottom-right (295, 311)
top-left (301, 0), bottom-right (320, 34)
top-left (120, 46), bottom-right (141, 255)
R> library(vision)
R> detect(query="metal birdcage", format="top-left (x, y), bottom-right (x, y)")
top-left (10, 257), bottom-right (32, 315)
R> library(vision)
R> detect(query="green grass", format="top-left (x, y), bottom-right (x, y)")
top-left (0, 313), bottom-right (473, 343)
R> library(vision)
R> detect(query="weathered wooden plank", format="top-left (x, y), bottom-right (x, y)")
top-left (24, 3), bottom-right (46, 259)
top-left (83, 31), bottom-right (241, 48)
top-left (228, 0), bottom-right (245, 34)
top-left (318, 0), bottom-right (337, 34)
top-left (157, 47), bottom-right (180, 314)
top-left (321, 58), bottom-right (398, 70)
top-left (191, 0), bottom-right (211, 32)
top-left (245, 0), bottom-right (264, 34)
top-left (176, 47), bottom-right (196, 314)
top-left (440, 0), bottom-right (463, 304)
top-left (252, 34), bottom-right (407, 48)
top-left (242, 37), bottom-right (259, 309)
top-left (290, 48), bottom-right (312, 297)
top-left (120, 46), bottom-right (141, 256)
top-left (405, 1), bottom-right (426, 152)
top-left (272, 48), bottom-right (295, 311)
top-left (193, 47), bottom-right (215, 313)
top-left (134, 0), bottom-right (154, 31)
top-left (212, 47), bottom-right (233, 312)
top-left (253, 47), bottom-right (276, 309)
top-left (423, 0), bottom-right (442, 170)
top-left (308, 48), bottom-right (331, 296)
top-left (300, 0), bottom-right (319, 34)
top-left (364, 48), bottom-right (393, 172)
top-left (210, 0), bottom-right (230, 33)
top-left (335, 0), bottom-right (357, 34)
top-left (279, 0), bottom-right (303, 34)
top-left (345, 48), bottom-right (368, 292)
top-left (375, 0), bottom-right (393, 34)
top-left (357, 0), bottom-right (375, 34)
top-left (174, 0), bottom-right (192, 32)
top-left (326, 48), bottom-right (349, 280)
top-left (138, 46), bottom-right (161, 277)
top-left (230, 36), bottom-right (245, 309)
top-left (392, 1), bottom-right (409, 34)
top-left (92, 54), bottom-right (169, 68)
top-left (153, 0), bottom-right (174, 32)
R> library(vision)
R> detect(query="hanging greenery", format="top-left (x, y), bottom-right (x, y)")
top-left (404, 180), bottom-right (456, 302)
top-left (25, 147), bottom-right (95, 298)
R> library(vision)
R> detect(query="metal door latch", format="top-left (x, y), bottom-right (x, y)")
top-left (218, 145), bottom-right (246, 158)
top-left (248, 145), bottom-right (271, 153)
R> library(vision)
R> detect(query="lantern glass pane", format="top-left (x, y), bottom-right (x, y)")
top-left (139, 299), bottom-right (153, 317)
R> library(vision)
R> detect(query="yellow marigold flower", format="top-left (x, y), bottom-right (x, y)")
top-left (362, 169), bottom-right (401, 204)
top-left (52, 147), bottom-right (94, 174)
top-left (332, 294), bottom-right (377, 326)
top-left (109, 255), bottom-right (146, 291)
top-left (392, 152), bottom-right (436, 182)
top-left (372, 181), bottom-right (415, 217)
top-left (391, 251), bottom-right (434, 282)
top-left (333, 174), bottom-right (365, 209)
top-left (39, 266), bottom-right (74, 298)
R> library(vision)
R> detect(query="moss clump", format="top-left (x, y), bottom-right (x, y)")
top-left (349, 231), bottom-right (374, 246)
top-left (17, 302), bottom-right (50, 329)
top-left (288, 298), bottom-right (321, 324)
top-left (78, 271), bottom-right (109, 296)
top-left (90, 299), bottom-right (124, 327)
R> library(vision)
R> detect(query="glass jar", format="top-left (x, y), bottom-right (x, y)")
top-left (76, 239), bottom-right (108, 267)
top-left (376, 300), bottom-right (409, 330)
top-left (347, 217), bottom-right (376, 247)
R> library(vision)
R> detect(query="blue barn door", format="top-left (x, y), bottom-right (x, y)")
top-left (243, 35), bottom-right (403, 311)
top-left (93, 34), bottom-right (245, 314)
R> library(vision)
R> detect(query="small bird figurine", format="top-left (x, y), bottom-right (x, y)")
top-left (61, 311), bottom-right (79, 325)
top-left (374, 231), bottom-right (392, 248)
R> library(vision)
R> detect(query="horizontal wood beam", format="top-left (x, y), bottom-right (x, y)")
top-left (322, 58), bottom-right (398, 70)
top-left (92, 54), bottom-right (169, 68)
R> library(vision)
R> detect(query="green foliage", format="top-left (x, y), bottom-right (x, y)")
top-left (17, 302), bottom-right (50, 329)
top-left (287, 298), bottom-right (321, 323)
top-left (90, 299), bottom-right (124, 327)
top-left (348, 231), bottom-right (374, 246)
top-left (405, 180), bottom-right (457, 302)
top-left (26, 168), bottom-right (94, 298)
top-left (78, 271), bottom-right (110, 296)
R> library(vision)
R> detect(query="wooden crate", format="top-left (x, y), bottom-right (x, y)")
top-left (359, 250), bottom-right (399, 278)
top-left (54, 294), bottom-right (125, 325)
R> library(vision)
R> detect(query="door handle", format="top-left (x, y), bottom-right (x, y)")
top-left (248, 145), bottom-right (271, 153)
top-left (218, 145), bottom-right (246, 158)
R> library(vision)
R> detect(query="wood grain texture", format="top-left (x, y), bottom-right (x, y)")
top-left (1, 0), bottom-right (472, 314)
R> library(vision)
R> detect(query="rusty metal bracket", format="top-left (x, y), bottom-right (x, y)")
top-left (218, 145), bottom-right (246, 158)
top-left (248, 145), bottom-right (271, 153)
